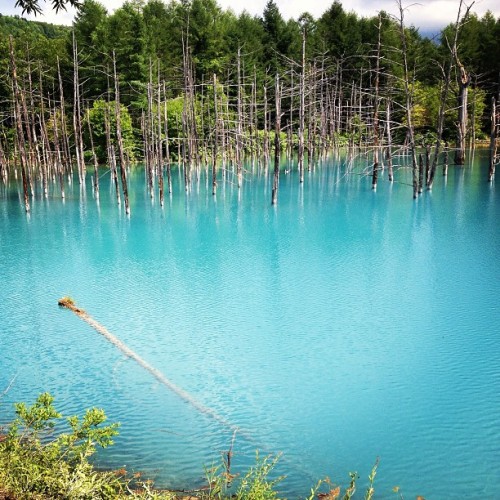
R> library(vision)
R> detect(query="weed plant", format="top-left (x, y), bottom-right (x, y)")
top-left (0, 393), bottom-right (385, 499)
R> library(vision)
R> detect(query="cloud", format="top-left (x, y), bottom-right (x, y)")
top-left (217, 0), bottom-right (499, 29)
top-left (1, 0), bottom-right (498, 30)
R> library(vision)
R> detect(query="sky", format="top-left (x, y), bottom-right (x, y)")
top-left (1, 0), bottom-right (499, 32)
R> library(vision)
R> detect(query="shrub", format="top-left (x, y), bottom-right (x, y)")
top-left (0, 392), bottom-right (123, 498)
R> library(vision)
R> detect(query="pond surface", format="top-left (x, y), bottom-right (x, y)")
top-left (1, 151), bottom-right (499, 498)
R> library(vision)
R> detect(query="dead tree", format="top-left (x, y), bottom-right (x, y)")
top-left (212, 73), bottom-right (218, 196)
top-left (250, 69), bottom-right (258, 167)
top-left (51, 96), bottom-right (65, 198)
top-left (157, 76), bottom-right (164, 207)
top-left (72, 32), bottom-right (85, 184)
top-left (236, 47), bottom-right (243, 188)
top-left (0, 136), bottom-right (7, 184)
top-left (57, 57), bottom-right (71, 175)
top-left (371, 15), bottom-right (382, 190)
top-left (298, 27), bottom-right (306, 183)
top-left (26, 52), bottom-right (44, 195)
top-left (37, 63), bottom-right (52, 196)
top-left (418, 153), bottom-right (424, 193)
top-left (443, 141), bottom-right (449, 176)
top-left (163, 82), bottom-right (172, 195)
top-left (396, 0), bottom-right (419, 198)
top-left (263, 83), bottom-right (270, 170)
top-left (112, 50), bottom-right (130, 214)
top-left (307, 63), bottom-right (315, 171)
top-left (271, 75), bottom-right (281, 205)
top-left (455, 58), bottom-right (471, 165)
top-left (488, 97), bottom-right (497, 182)
top-left (86, 108), bottom-right (99, 196)
top-left (386, 99), bottom-right (394, 181)
top-left (9, 36), bottom-right (30, 212)
top-left (145, 62), bottom-right (154, 197)
top-left (427, 1), bottom-right (472, 188)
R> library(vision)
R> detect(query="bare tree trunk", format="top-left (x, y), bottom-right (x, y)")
top-left (250, 69), bottom-right (257, 167)
top-left (470, 76), bottom-right (477, 150)
top-left (72, 32), bottom-right (85, 184)
top-left (86, 108), bottom-right (99, 197)
top-left (443, 142), bottom-right (449, 176)
top-left (57, 57), bottom-right (71, 176)
top-left (425, 144), bottom-right (431, 185)
top-left (418, 153), bottom-right (424, 193)
top-left (489, 97), bottom-right (497, 182)
top-left (157, 71), bottom-right (164, 206)
top-left (0, 136), bottom-right (6, 184)
top-left (236, 47), bottom-right (243, 188)
top-left (182, 33), bottom-right (192, 191)
top-left (27, 52), bottom-right (44, 196)
top-left (9, 36), bottom-right (30, 212)
top-left (397, 0), bottom-right (418, 198)
top-left (212, 74), bottom-right (219, 196)
top-left (455, 61), bottom-right (470, 165)
top-left (272, 75), bottom-right (281, 205)
top-left (104, 74), bottom-right (120, 205)
top-left (371, 15), bottom-right (382, 190)
top-left (307, 64), bottom-right (315, 171)
top-left (163, 82), bottom-right (172, 194)
top-left (51, 98), bottom-right (65, 199)
top-left (37, 63), bottom-right (53, 196)
top-left (298, 28), bottom-right (306, 183)
top-left (386, 99), bottom-right (394, 182)
top-left (263, 83), bottom-right (270, 171)
top-left (287, 62), bottom-right (294, 161)
top-left (146, 63), bottom-right (154, 197)
top-left (113, 50), bottom-right (130, 214)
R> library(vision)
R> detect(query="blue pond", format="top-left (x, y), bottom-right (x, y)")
top-left (1, 151), bottom-right (499, 498)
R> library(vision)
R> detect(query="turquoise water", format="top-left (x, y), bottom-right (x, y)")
top-left (1, 151), bottom-right (499, 498)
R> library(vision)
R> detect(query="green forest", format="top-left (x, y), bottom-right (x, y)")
top-left (1, 0), bottom-right (499, 208)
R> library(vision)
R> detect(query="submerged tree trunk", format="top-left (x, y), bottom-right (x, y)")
top-left (418, 153), bottom-right (424, 193)
top-left (113, 51), bottom-right (130, 215)
top-left (9, 36), bottom-right (30, 212)
top-left (163, 82), bottom-right (172, 195)
top-left (236, 47), bottom-right (243, 188)
top-left (489, 97), bottom-right (497, 182)
top-left (263, 84), bottom-right (270, 170)
top-left (72, 32), bottom-right (85, 184)
top-left (397, 0), bottom-right (418, 198)
top-left (0, 135), bottom-right (7, 184)
top-left (443, 142), bottom-right (449, 176)
top-left (51, 100), bottom-right (65, 199)
top-left (272, 75), bottom-right (281, 205)
top-left (57, 57), bottom-right (71, 176)
top-left (157, 74), bottom-right (164, 207)
top-left (455, 61), bottom-right (471, 165)
top-left (427, 0), bottom-right (471, 189)
top-left (298, 28), bottom-right (306, 183)
top-left (386, 99), bottom-right (394, 182)
top-left (371, 15), bottom-right (382, 190)
top-left (212, 74), bottom-right (218, 196)
top-left (86, 108), bottom-right (99, 197)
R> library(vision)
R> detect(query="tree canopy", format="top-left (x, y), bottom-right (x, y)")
top-left (0, 0), bottom-right (498, 171)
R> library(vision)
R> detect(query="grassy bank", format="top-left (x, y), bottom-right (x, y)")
top-left (0, 393), bottom-right (383, 499)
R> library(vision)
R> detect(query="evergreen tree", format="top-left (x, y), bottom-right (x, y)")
top-left (72, 0), bottom-right (109, 101)
top-left (104, 1), bottom-right (148, 108)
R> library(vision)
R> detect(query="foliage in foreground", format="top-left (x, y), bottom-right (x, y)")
top-left (0, 394), bottom-right (391, 499)
top-left (0, 392), bottom-right (124, 498)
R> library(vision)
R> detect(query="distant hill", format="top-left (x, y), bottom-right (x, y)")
top-left (0, 13), bottom-right (68, 39)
